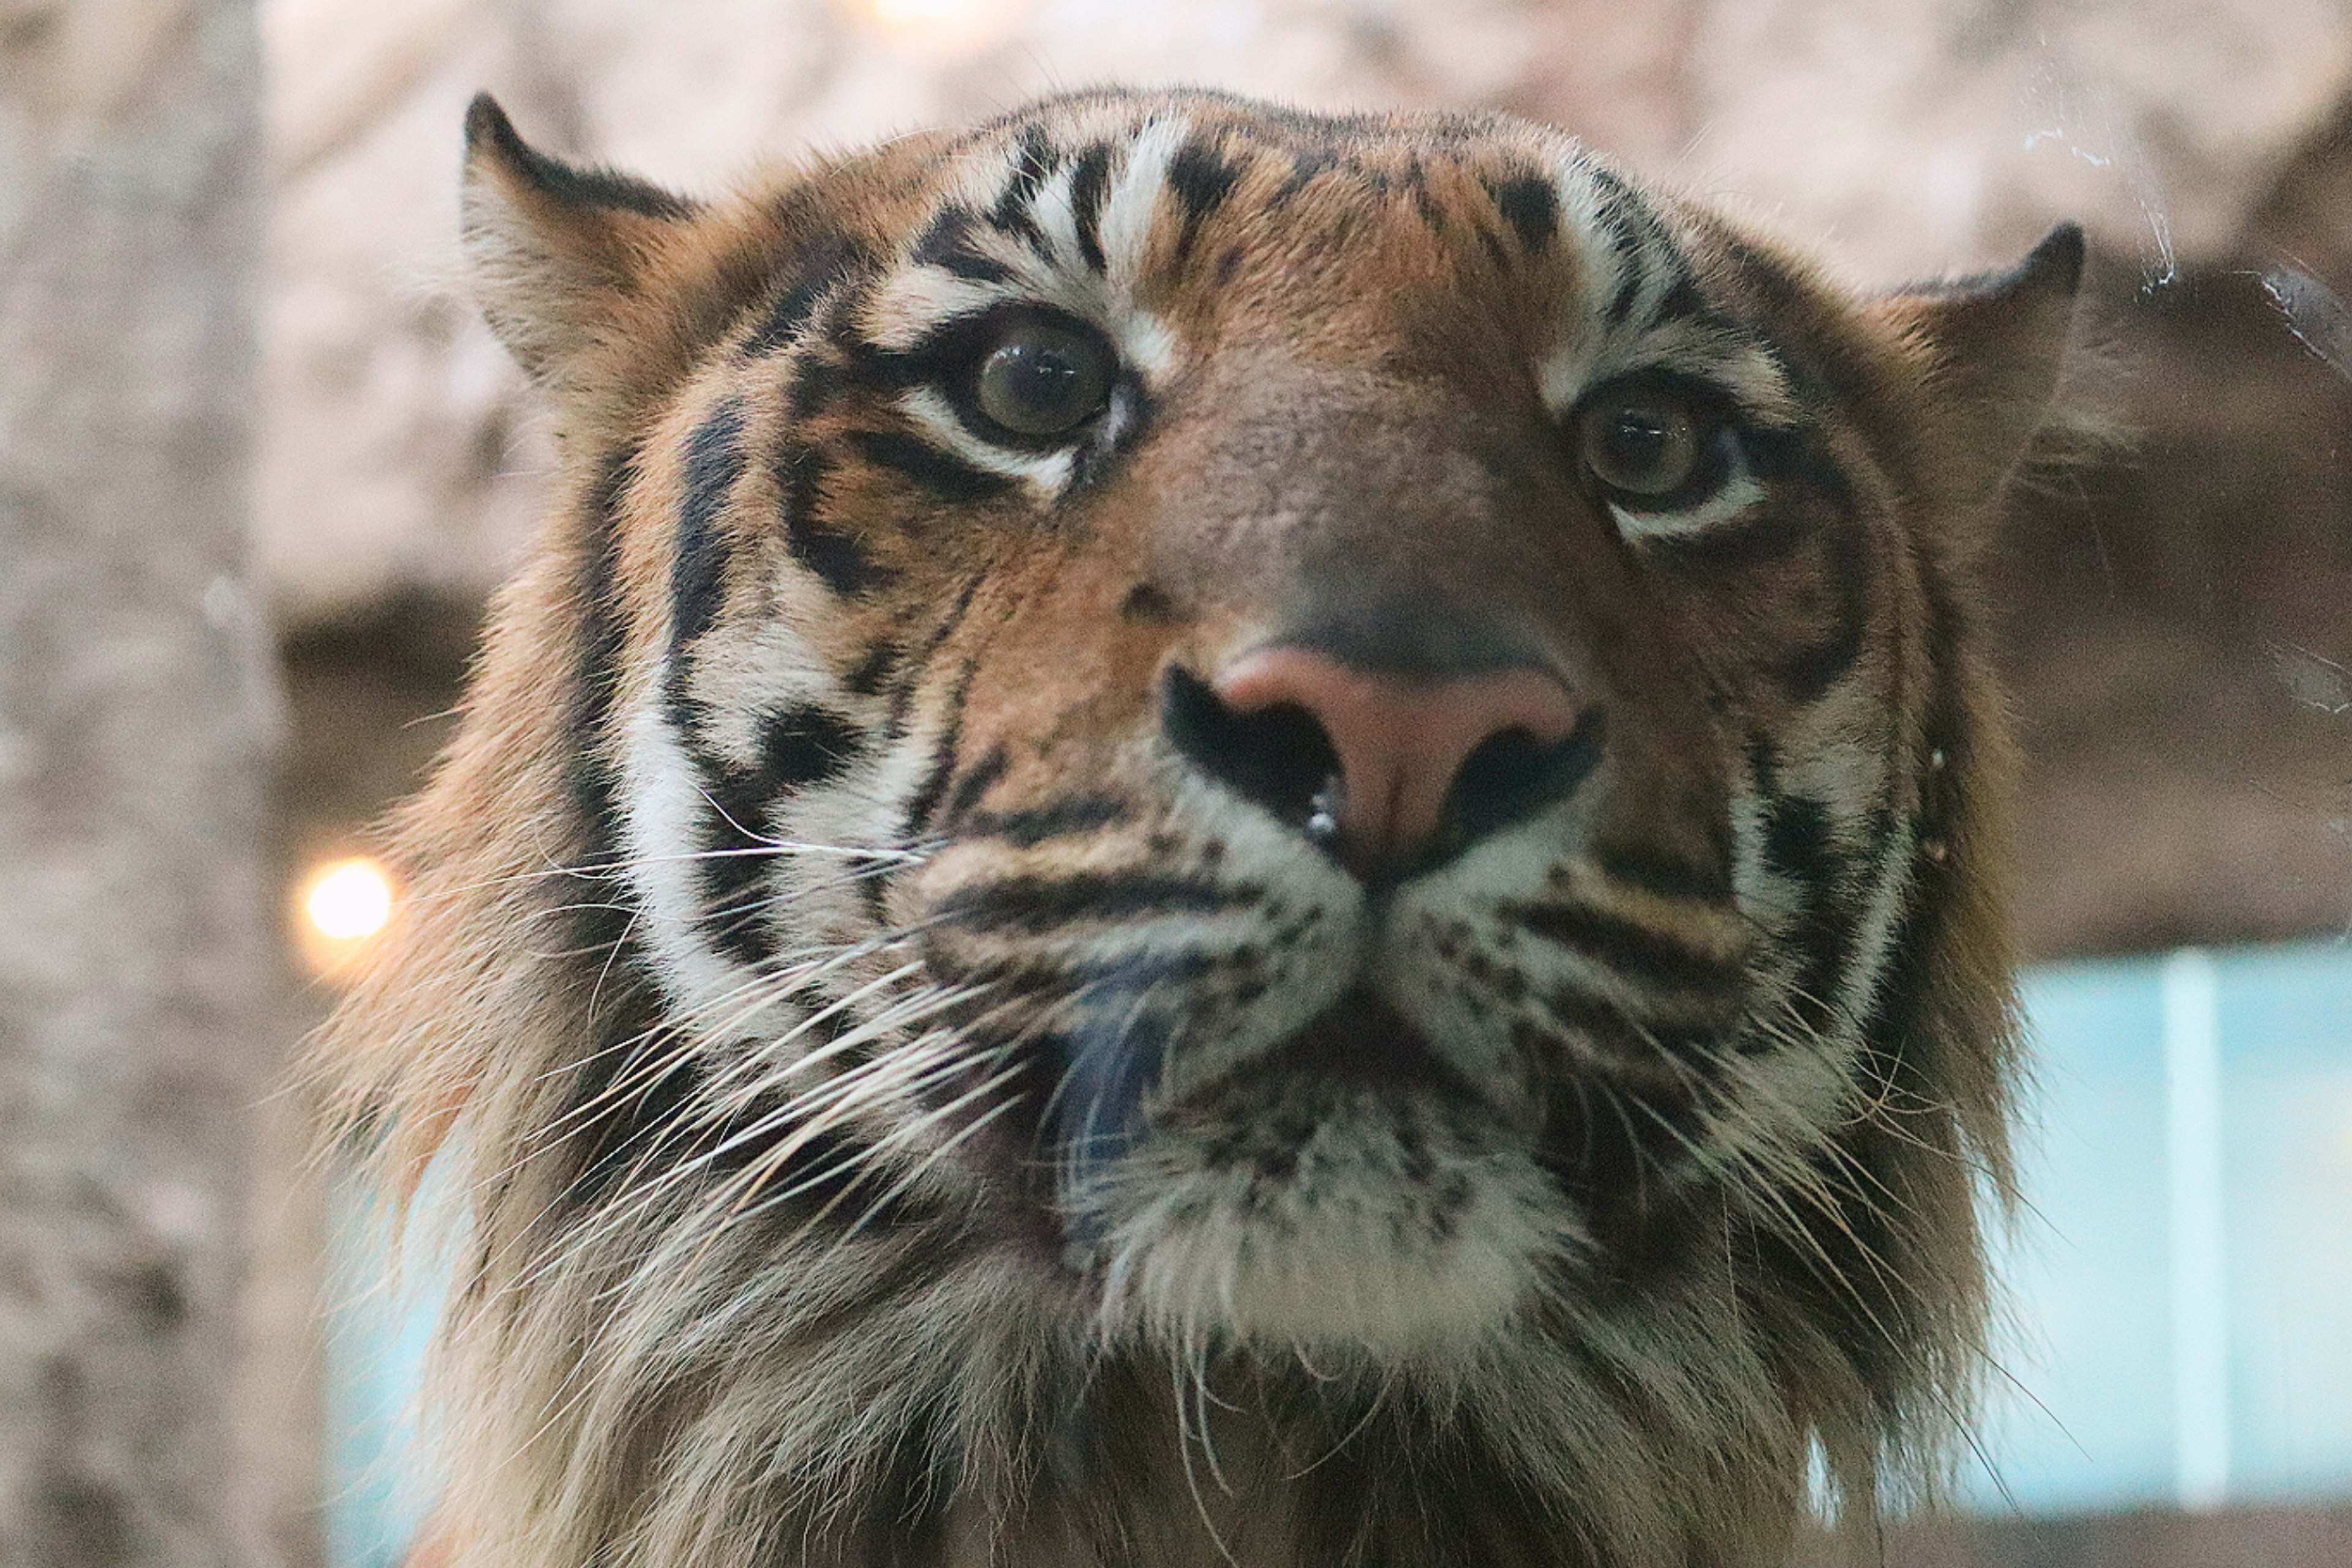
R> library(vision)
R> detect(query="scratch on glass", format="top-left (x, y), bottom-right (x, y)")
top-left (2259, 267), bottom-right (2352, 386)
top-left (2016, 50), bottom-right (2179, 293)
top-left (2269, 641), bottom-right (2352, 715)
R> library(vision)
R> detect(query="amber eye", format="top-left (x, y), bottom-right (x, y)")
top-left (972, 320), bottom-right (1116, 438)
top-left (1577, 382), bottom-right (1706, 501)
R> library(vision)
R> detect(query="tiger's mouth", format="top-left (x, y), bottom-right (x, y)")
top-left (1046, 951), bottom-right (1601, 1351)
top-left (1239, 986), bottom-right (1484, 1102)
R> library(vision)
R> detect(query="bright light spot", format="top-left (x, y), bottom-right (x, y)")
top-left (304, 857), bottom-right (394, 943)
top-left (858, 0), bottom-right (1027, 54)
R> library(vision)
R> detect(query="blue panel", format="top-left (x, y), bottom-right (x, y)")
top-left (1962, 941), bottom-right (2352, 1517)
top-left (320, 943), bottom-right (2352, 1562)
top-left (2215, 945), bottom-right (2352, 1499)
top-left (1962, 956), bottom-right (2175, 1513)
top-left (323, 1178), bottom-right (440, 1568)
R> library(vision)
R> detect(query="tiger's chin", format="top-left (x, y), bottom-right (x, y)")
top-left (1084, 1124), bottom-right (1579, 1360)
top-left (1071, 1004), bottom-right (1585, 1360)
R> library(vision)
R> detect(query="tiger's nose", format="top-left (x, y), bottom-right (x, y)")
top-left (1162, 646), bottom-right (1599, 877)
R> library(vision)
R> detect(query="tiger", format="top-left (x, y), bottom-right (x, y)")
top-left (316, 84), bottom-right (2090, 1568)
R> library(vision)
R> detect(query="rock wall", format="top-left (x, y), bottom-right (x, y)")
top-left (259, 0), bottom-right (2352, 955)
top-left (255, 0), bottom-right (2352, 622)
top-left (0, 1), bottom-right (303, 1562)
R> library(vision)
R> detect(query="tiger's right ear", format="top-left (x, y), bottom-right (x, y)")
top-left (461, 94), bottom-right (698, 390)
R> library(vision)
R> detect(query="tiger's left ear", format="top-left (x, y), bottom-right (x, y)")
top-left (1873, 222), bottom-right (2089, 512)
top-left (460, 93), bottom-right (700, 396)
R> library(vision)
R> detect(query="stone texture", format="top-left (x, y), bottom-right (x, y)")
top-left (254, 0), bottom-right (2352, 624)
top-left (0, 0), bottom-right (298, 1564)
top-left (255, 0), bottom-right (2352, 959)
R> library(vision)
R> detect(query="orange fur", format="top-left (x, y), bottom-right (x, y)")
top-left (317, 88), bottom-right (2086, 1568)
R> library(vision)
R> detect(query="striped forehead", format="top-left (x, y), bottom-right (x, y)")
top-left (857, 115), bottom-right (1196, 368)
top-left (858, 104), bottom-right (1799, 420)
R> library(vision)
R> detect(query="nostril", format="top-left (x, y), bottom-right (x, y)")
top-left (1447, 707), bottom-right (1608, 848)
top-left (1168, 649), bottom-right (1600, 874)
top-left (1160, 665), bottom-right (1342, 831)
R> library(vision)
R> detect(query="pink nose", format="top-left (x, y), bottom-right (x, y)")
top-left (1213, 646), bottom-right (1585, 869)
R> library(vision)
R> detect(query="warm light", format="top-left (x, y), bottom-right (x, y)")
top-left (303, 857), bottom-right (394, 943)
top-left (858, 0), bottom-right (1027, 54)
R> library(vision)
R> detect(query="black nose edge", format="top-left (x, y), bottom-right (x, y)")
top-left (1160, 663), bottom-right (1607, 871)
top-left (1160, 663), bottom-right (1340, 834)
top-left (1446, 706), bottom-right (1608, 850)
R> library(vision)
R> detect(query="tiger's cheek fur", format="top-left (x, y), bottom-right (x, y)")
top-left (315, 87), bottom-right (2085, 1568)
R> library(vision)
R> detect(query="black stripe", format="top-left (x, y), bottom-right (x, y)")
top-left (899, 662), bottom-right (978, 840)
top-left (910, 206), bottom-right (1017, 284)
top-left (954, 796), bottom-right (1130, 848)
top-left (938, 744), bottom-right (1009, 828)
top-left (933, 872), bottom-right (1259, 935)
top-left (1741, 423), bottom-right (1850, 494)
top-left (989, 127), bottom-right (1058, 252)
top-left (696, 831), bottom-right (779, 972)
top-left (548, 448), bottom-right (679, 1222)
top-left (885, 580), bottom-right (985, 734)
top-left (744, 232), bottom-right (861, 356)
top-left (1618, 219), bottom-right (1692, 328)
top-left (1273, 148), bottom-right (1338, 203)
top-left (544, 454), bottom-right (903, 1234)
top-left (1411, 170), bottom-right (1449, 235)
top-left (775, 442), bottom-right (892, 595)
top-left (1475, 224), bottom-right (1512, 272)
top-left (750, 704), bottom-right (864, 792)
top-left (1774, 521), bottom-right (1868, 700)
top-left (785, 347), bottom-right (856, 420)
top-left (1482, 170), bottom-right (1558, 252)
top-left (845, 640), bottom-right (899, 697)
top-left (848, 429), bottom-right (1016, 505)
top-left (1582, 164), bottom-right (1649, 326)
top-left (824, 336), bottom-right (927, 401)
top-left (569, 451), bottom-right (637, 864)
top-left (1717, 231), bottom-right (1885, 415)
top-left (1606, 179), bottom-right (1692, 330)
top-left (698, 704), bottom-right (866, 967)
top-left (552, 456), bottom-right (665, 1216)
top-left (1760, 787), bottom-right (1852, 1037)
top-left (1068, 142), bottom-right (1114, 274)
top-left (1653, 271), bottom-right (1708, 326)
top-left (1741, 589), bottom-right (1976, 1403)
top-left (669, 396), bottom-right (745, 663)
top-left (1541, 987), bottom-right (1721, 1059)
top-left (1054, 945), bottom-right (1235, 990)
top-left (1761, 789), bottom-right (1843, 893)
top-left (1593, 846), bottom-right (1733, 903)
top-left (1509, 900), bottom-right (1744, 995)
top-left (1582, 163), bottom-right (1697, 336)
top-left (1166, 140), bottom-right (1239, 260)
top-left (868, 589), bottom-right (987, 914)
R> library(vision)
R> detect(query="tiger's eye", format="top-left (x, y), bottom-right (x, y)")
top-left (1578, 388), bottom-right (1701, 499)
top-left (973, 322), bottom-right (1115, 437)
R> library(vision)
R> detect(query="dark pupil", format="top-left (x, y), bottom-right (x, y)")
top-left (1607, 409), bottom-right (1674, 472)
top-left (1004, 347), bottom-right (1077, 415)
top-left (978, 328), bottom-right (1104, 435)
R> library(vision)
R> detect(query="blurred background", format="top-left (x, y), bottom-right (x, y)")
top-left (6, 0), bottom-right (2352, 1564)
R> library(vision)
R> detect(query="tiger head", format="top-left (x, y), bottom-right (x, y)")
top-left (325, 86), bottom-right (2082, 1568)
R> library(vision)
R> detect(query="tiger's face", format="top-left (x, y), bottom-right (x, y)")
top-left (333, 86), bottom-right (2081, 1568)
